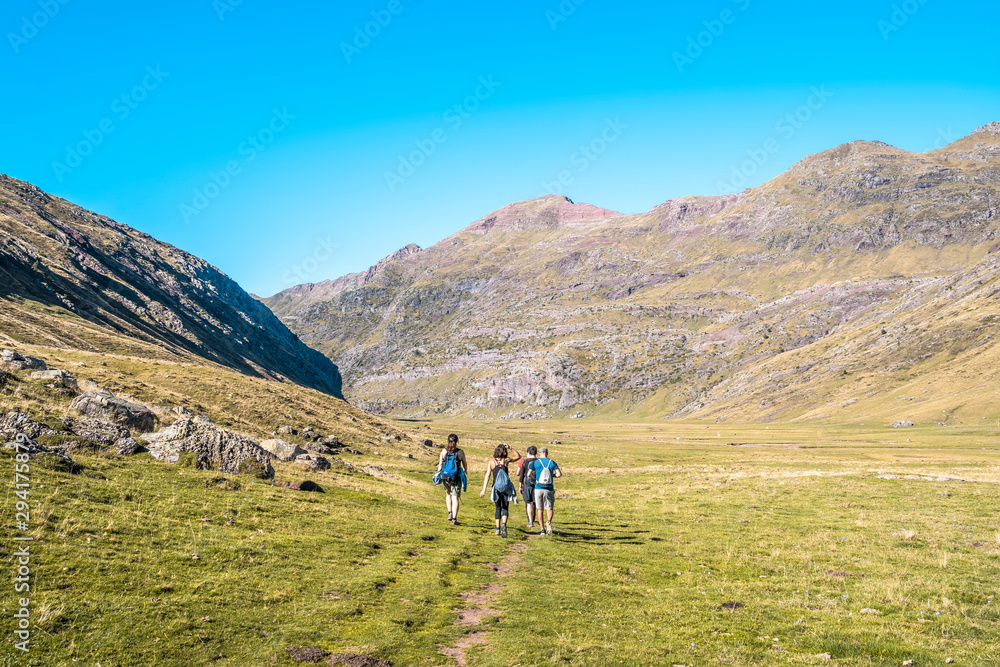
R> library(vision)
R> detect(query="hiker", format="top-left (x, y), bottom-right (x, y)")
top-left (436, 434), bottom-right (468, 525)
top-left (518, 445), bottom-right (538, 528)
top-left (479, 443), bottom-right (520, 538)
top-left (531, 447), bottom-right (562, 536)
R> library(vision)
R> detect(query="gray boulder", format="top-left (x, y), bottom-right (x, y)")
top-left (30, 369), bottom-right (77, 389)
top-left (114, 437), bottom-right (145, 455)
top-left (70, 392), bottom-right (156, 433)
top-left (260, 438), bottom-right (307, 462)
top-left (1, 350), bottom-right (46, 371)
top-left (145, 419), bottom-right (274, 479)
top-left (892, 420), bottom-right (914, 428)
top-left (295, 453), bottom-right (331, 472)
top-left (277, 425), bottom-right (296, 436)
top-left (299, 427), bottom-right (320, 441)
top-left (360, 465), bottom-right (388, 478)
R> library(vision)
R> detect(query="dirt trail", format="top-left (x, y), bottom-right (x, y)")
top-left (438, 541), bottom-right (529, 666)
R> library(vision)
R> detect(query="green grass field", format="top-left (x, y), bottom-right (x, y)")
top-left (3, 419), bottom-right (999, 666)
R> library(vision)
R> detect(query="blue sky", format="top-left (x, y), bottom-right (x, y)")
top-left (2, 0), bottom-right (998, 296)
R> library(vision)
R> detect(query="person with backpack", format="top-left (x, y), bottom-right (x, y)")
top-left (517, 446), bottom-right (538, 529)
top-left (531, 447), bottom-right (562, 536)
top-left (437, 434), bottom-right (468, 525)
top-left (479, 443), bottom-right (520, 538)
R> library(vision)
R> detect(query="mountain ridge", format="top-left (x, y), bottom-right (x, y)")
top-left (263, 123), bottom-right (1000, 423)
top-left (0, 173), bottom-right (343, 398)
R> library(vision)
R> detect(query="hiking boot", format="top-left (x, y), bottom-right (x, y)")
top-left (538, 526), bottom-right (546, 536)
top-left (527, 521), bottom-right (534, 529)
top-left (501, 525), bottom-right (507, 538)
top-left (495, 528), bottom-right (501, 536)
top-left (450, 518), bottom-right (457, 525)
top-left (545, 522), bottom-right (553, 536)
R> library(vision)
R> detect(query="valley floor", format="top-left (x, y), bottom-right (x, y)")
top-left (3, 420), bottom-right (999, 666)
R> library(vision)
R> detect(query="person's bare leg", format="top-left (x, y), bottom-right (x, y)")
top-left (526, 502), bottom-right (535, 527)
top-left (452, 495), bottom-right (461, 522)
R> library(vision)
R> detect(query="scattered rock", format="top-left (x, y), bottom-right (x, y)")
top-left (274, 480), bottom-right (325, 493)
top-left (400, 453), bottom-right (413, 459)
top-left (286, 646), bottom-right (330, 663)
top-left (892, 420), bottom-right (914, 428)
top-left (903, 661), bottom-right (914, 667)
top-left (295, 453), bottom-right (331, 472)
top-left (260, 438), bottom-right (307, 462)
top-left (345, 448), bottom-right (363, 455)
top-left (70, 392), bottom-right (156, 433)
top-left (1, 350), bottom-right (47, 371)
top-left (304, 441), bottom-right (336, 455)
top-left (300, 427), bottom-right (320, 441)
top-left (277, 425), bottom-right (296, 436)
top-left (144, 419), bottom-right (274, 479)
top-left (379, 433), bottom-right (401, 442)
top-left (318, 435), bottom-right (340, 447)
top-left (360, 465), bottom-right (388, 478)
top-left (815, 654), bottom-right (831, 660)
top-left (721, 602), bottom-right (744, 610)
top-left (422, 439), bottom-right (434, 447)
top-left (946, 659), bottom-right (955, 664)
top-left (825, 570), bottom-right (863, 577)
top-left (172, 406), bottom-right (193, 418)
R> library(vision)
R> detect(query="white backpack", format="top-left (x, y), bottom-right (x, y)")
top-left (537, 460), bottom-right (553, 485)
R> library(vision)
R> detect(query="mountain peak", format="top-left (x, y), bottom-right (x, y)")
top-left (465, 195), bottom-right (620, 233)
top-left (973, 121), bottom-right (1000, 136)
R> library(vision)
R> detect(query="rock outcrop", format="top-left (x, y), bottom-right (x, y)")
top-left (144, 418), bottom-right (274, 479)
top-left (70, 392), bottom-right (156, 433)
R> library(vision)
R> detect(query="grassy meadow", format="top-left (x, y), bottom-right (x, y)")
top-left (2, 417), bottom-right (999, 665)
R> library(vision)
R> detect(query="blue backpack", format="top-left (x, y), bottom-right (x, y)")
top-left (441, 451), bottom-right (460, 481)
top-left (493, 466), bottom-right (513, 495)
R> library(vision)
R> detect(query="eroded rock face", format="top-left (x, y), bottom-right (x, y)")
top-left (260, 438), bottom-right (307, 462)
top-left (70, 392), bottom-right (156, 433)
top-left (145, 418), bottom-right (274, 479)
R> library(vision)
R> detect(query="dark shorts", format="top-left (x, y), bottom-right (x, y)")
top-left (523, 484), bottom-right (535, 504)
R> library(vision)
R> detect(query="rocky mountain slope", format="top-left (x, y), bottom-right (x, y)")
top-left (265, 123), bottom-right (1000, 424)
top-left (0, 174), bottom-right (342, 397)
